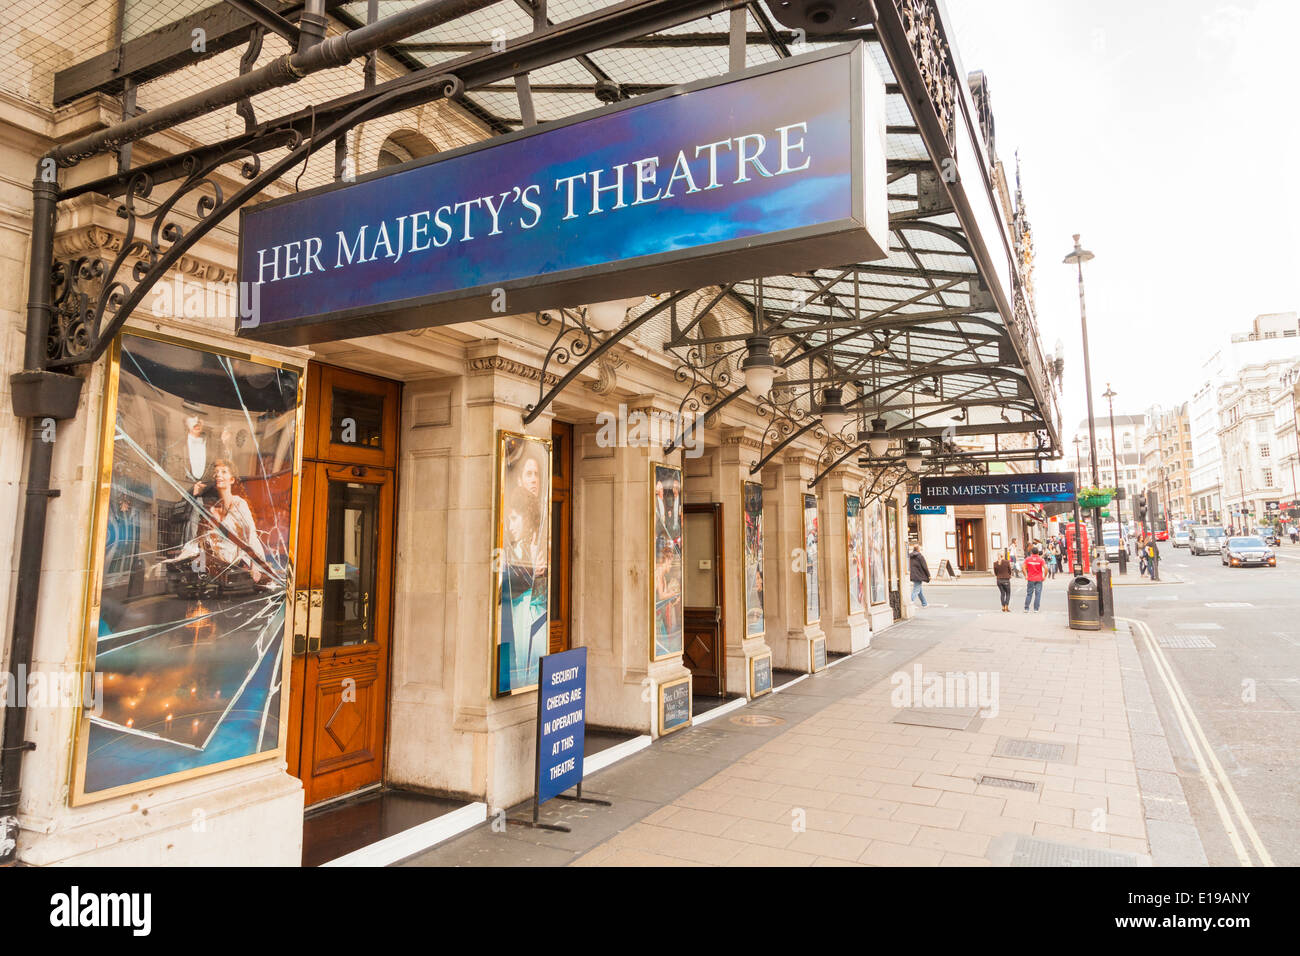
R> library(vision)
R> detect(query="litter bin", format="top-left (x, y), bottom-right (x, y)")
top-left (1067, 575), bottom-right (1101, 631)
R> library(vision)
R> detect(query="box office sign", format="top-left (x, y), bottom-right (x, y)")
top-left (918, 472), bottom-right (1078, 507)
top-left (237, 43), bottom-right (889, 345)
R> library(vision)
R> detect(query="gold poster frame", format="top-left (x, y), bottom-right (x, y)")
top-left (845, 493), bottom-right (865, 616)
top-left (490, 429), bottom-right (553, 698)
top-left (749, 651), bottom-right (773, 698)
top-left (657, 675), bottom-right (692, 736)
top-left (740, 479), bottom-right (765, 641)
top-left (867, 496), bottom-right (889, 608)
top-left (650, 462), bottom-right (684, 662)
top-left (802, 492), bottom-right (820, 626)
top-left (70, 330), bottom-right (305, 807)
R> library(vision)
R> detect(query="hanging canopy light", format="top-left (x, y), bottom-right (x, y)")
top-left (866, 417), bottom-right (890, 457)
top-left (584, 296), bottom-right (642, 332)
top-left (903, 439), bottom-right (924, 471)
top-left (820, 385), bottom-right (849, 435)
top-left (741, 335), bottom-right (777, 401)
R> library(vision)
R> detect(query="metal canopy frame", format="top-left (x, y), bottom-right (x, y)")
top-left (42, 1), bottom-right (1060, 489)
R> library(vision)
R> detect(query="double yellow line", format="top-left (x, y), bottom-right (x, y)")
top-left (1121, 617), bottom-right (1274, 867)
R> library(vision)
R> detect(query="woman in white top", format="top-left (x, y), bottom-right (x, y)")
top-left (200, 459), bottom-right (266, 583)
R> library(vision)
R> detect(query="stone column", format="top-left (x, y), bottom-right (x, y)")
top-left (818, 467), bottom-right (871, 653)
top-left (762, 452), bottom-right (827, 671)
top-left (716, 427), bottom-right (774, 696)
top-left (572, 394), bottom-right (692, 737)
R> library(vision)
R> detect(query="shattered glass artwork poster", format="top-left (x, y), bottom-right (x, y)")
top-left (73, 333), bottom-right (300, 802)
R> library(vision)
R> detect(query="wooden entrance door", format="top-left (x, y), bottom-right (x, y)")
top-left (288, 363), bottom-right (399, 808)
top-left (956, 518), bottom-right (984, 571)
top-left (549, 421), bottom-right (572, 655)
top-left (683, 503), bottom-right (724, 697)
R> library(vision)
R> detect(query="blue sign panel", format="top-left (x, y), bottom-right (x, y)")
top-left (537, 647), bottom-right (587, 805)
top-left (238, 43), bottom-right (888, 344)
top-left (907, 494), bottom-right (947, 515)
top-left (919, 472), bottom-right (1077, 506)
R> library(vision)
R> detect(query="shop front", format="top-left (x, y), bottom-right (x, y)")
top-left (2, 1), bottom-right (1060, 867)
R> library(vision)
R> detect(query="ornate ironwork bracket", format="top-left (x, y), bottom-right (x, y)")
top-left (45, 72), bottom-right (465, 370)
top-left (520, 290), bottom-right (692, 425)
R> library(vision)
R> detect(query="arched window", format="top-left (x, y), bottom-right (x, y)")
top-left (377, 129), bottom-right (436, 170)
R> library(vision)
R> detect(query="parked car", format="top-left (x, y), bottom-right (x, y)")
top-left (1222, 536), bottom-right (1277, 568)
top-left (1188, 525), bottom-right (1226, 555)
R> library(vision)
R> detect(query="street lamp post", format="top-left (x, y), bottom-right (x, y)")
top-left (1102, 384), bottom-right (1126, 574)
top-left (1063, 234), bottom-right (1113, 628)
top-left (1238, 464), bottom-right (1247, 532)
top-left (1070, 435), bottom-right (1085, 574)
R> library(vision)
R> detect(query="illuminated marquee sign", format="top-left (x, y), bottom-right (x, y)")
top-left (237, 43), bottom-right (889, 345)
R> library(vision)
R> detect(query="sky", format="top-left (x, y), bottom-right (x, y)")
top-left (942, 0), bottom-right (1300, 433)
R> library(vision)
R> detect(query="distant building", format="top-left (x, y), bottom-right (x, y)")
top-left (1216, 359), bottom-right (1297, 528)
top-left (1188, 313), bottom-right (1300, 522)
top-left (1067, 414), bottom-right (1145, 516)
top-left (1141, 404), bottom-right (1194, 523)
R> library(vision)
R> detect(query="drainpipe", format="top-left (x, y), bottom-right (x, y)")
top-left (1, 174), bottom-right (84, 865)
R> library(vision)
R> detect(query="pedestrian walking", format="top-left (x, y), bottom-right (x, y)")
top-left (1009, 540), bottom-right (1021, 578)
top-left (993, 550), bottom-right (1012, 612)
top-left (1145, 536), bottom-right (1160, 580)
top-left (908, 543), bottom-right (930, 609)
top-left (1023, 547), bottom-right (1046, 612)
top-left (1138, 535), bottom-right (1149, 576)
top-left (1047, 548), bottom-right (1058, 579)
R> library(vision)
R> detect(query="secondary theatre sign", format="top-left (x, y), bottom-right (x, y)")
top-left (237, 43), bottom-right (889, 345)
top-left (918, 472), bottom-right (1078, 506)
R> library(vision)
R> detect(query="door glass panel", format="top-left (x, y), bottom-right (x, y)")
top-left (684, 512), bottom-right (716, 606)
top-left (550, 503), bottom-right (563, 619)
top-left (330, 388), bottom-right (385, 449)
top-left (321, 481), bottom-right (380, 648)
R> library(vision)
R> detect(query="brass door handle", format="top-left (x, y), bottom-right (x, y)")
top-left (293, 589), bottom-right (309, 656)
top-left (307, 588), bottom-right (323, 653)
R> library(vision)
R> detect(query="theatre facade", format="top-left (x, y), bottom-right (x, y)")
top-left (0, 0), bottom-right (1060, 865)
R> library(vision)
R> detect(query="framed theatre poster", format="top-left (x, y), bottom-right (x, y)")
top-left (72, 332), bottom-right (303, 804)
top-left (658, 676), bottom-right (692, 736)
top-left (867, 497), bottom-right (887, 606)
top-left (741, 480), bottom-right (765, 639)
top-left (802, 493), bottom-right (820, 625)
top-left (492, 430), bottom-right (552, 696)
top-left (845, 494), bottom-right (866, 615)
top-left (651, 463), bottom-right (684, 661)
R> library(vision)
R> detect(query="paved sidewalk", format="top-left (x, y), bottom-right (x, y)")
top-left (573, 595), bottom-right (1167, 866)
top-left (406, 584), bottom-right (1202, 867)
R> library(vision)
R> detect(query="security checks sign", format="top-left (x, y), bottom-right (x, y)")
top-left (237, 43), bottom-right (889, 345)
top-left (919, 472), bottom-right (1078, 506)
top-left (537, 647), bottom-right (587, 804)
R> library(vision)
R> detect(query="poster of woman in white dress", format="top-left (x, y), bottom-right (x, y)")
top-left (846, 494), bottom-right (865, 615)
top-left (868, 497), bottom-right (887, 606)
top-left (493, 431), bottom-right (551, 695)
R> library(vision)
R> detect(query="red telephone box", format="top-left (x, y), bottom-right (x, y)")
top-left (1064, 522), bottom-right (1091, 574)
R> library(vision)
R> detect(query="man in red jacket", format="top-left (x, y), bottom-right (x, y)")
top-left (1022, 547), bottom-right (1046, 612)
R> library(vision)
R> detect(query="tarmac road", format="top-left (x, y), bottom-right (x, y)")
top-left (1123, 540), bottom-right (1299, 866)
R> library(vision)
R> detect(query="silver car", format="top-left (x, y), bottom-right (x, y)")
top-left (1189, 526), bottom-right (1226, 555)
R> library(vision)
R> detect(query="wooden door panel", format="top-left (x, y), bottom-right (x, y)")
top-left (683, 612), bottom-right (721, 697)
top-left (683, 503), bottom-right (724, 697)
top-left (288, 362), bottom-right (398, 809)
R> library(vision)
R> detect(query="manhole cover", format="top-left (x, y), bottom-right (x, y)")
top-left (1157, 635), bottom-right (1216, 648)
top-left (729, 714), bottom-right (785, 727)
top-left (993, 736), bottom-right (1076, 764)
top-left (978, 775), bottom-right (1040, 793)
top-left (892, 707), bottom-right (982, 731)
top-left (1009, 836), bottom-right (1142, 867)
